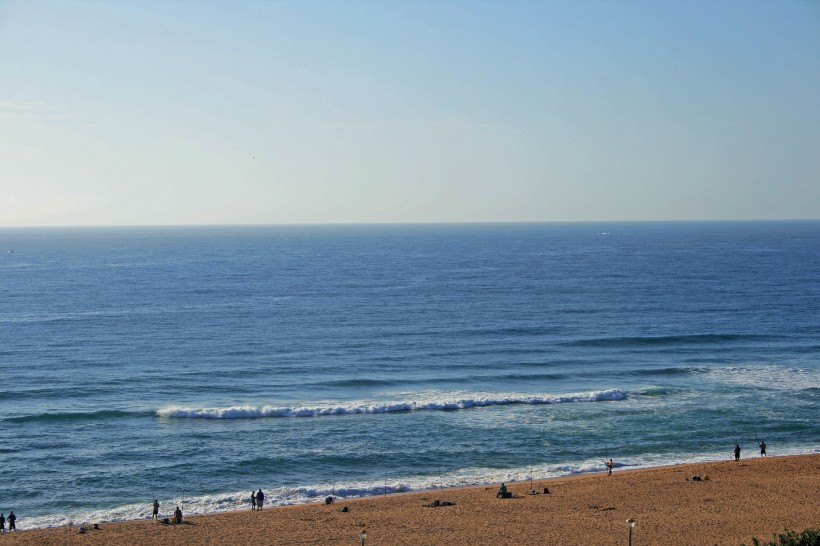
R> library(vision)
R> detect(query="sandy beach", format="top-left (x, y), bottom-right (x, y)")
top-left (2, 454), bottom-right (817, 546)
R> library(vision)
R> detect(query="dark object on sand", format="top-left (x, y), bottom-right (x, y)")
top-left (691, 475), bottom-right (702, 481)
top-left (424, 499), bottom-right (455, 507)
top-left (544, 487), bottom-right (550, 494)
top-left (339, 506), bottom-right (349, 512)
top-left (325, 496), bottom-right (334, 505)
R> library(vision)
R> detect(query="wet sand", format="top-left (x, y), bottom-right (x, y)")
top-left (2, 454), bottom-right (818, 545)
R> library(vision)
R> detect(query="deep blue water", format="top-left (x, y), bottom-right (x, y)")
top-left (1, 221), bottom-right (818, 529)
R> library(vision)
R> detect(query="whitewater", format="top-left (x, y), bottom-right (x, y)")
top-left (1, 222), bottom-right (818, 530)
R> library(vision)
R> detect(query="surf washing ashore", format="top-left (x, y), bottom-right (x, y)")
top-left (1, 454), bottom-right (818, 545)
top-left (1, 222), bottom-right (819, 534)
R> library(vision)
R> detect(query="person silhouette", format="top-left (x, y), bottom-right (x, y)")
top-left (7, 512), bottom-right (15, 531)
top-left (152, 499), bottom-right (159, 519)
top-left (734, 444), bottom-right (741, 461)
top-left (759, 441), bottom-right (767, 457)
top-left (256, 489), bottom-right (264, 510)
top-left (607, 459), bottom-right (614, 475)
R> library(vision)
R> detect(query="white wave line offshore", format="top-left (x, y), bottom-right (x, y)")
top-left (156, 389), bottom-right (628, 419)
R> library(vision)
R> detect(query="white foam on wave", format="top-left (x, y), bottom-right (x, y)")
top-left (157, 389), bottom-right (628, 419)
top-left (16, 444), bottom-right (819, 531)
top-left (705, 365), bottom-right (820, 391)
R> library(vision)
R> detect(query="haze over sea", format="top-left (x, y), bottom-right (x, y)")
top-left (1, 221), bottom-right (818, 530)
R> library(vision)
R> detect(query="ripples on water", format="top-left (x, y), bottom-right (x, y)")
top-left (1, 222), bottom-right (818, 529)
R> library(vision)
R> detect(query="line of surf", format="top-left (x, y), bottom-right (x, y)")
top-left (17, 447), bottom-right (820, 531)
top-left (157, 389), bottom-right (628, 419)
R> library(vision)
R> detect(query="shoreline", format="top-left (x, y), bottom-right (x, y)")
top-left (2, 453), bottom-right (818, 545)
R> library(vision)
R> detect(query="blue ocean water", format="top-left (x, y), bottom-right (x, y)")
top-left (1, 221), bottom-right (818, 529)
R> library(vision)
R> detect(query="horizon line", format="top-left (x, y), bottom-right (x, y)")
top-left (1, 218), bottom-right (819, 229)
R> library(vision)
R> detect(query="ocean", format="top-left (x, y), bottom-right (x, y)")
top-left (1, 221), bottom-right (818, 530)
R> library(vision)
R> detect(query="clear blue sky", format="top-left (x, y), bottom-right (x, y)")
top-left (1, 0), bottom-right (819, 226)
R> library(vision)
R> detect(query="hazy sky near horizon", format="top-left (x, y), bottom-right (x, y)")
top-left (1, 0), bottom-right (819, 226)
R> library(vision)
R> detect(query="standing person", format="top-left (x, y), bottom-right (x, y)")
top-left (7, 512), bottom-right (15, 531)
top-left (606, 459), bottom-right (614, 476)
top-left (734, 444), bottom-right (741, 461)
top-left (152, 499), bottom-right (159, 519)
top-left (251, 491), bottom-right (257, 510)
top-left (759, 440), bottom-right (767, 457)
top-left (0, 512), bottom-right (5, 533)
top-left (174, 506), bottom-right (182, 524)
top-left (256, 489), bottom-right (264, 510)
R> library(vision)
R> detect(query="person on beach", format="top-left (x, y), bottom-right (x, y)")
top-left (497, 483), bottom-right (508, 498)
top-left (759, 441), bottom-right (766, 457)
top-left (1, 512), bottom-right (5, 533)
top-left (607, 459), bottom-right (614, 476)
top-left (152, 499), bottom-right (159, 519)
top-left (256, 489), bottom-right (264, 510)
top-left (174, 506), bottom-right (182, 524)
top-left (251, 491), bottom-right (256, 510)
top-left (7, 512), bottom-right (15, 531)
top-left (734, 444), bottom-right (741, 461)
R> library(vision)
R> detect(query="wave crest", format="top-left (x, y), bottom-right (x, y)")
top-left (157, 390), bottom-right (628, 420)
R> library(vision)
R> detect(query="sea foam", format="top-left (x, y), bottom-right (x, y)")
top-left (157, 389), bottom-right (628, 419)
top-left (18, 445), bottom-right (818, 531)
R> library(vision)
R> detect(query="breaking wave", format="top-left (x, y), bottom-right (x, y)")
top-left (157, 389), bottom-right (628, 419)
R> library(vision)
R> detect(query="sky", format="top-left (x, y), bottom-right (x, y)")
top-left (1, 0), bottom-right (819, 226)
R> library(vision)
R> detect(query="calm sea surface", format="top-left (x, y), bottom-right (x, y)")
top-left (1, 222), bottom-right (818, 529)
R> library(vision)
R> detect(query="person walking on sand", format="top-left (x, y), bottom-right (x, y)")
top-left (607, 459), bottom-right (614, 476)
top-left (7, 512), bottom-right (15, 531)
top-left (256, 489), bottom-right (264, 510)
top-left (152, 499), bottom-right (159, 519)
top-left (759, 440), bottom-right (767, 457)
top-left (251, 491), bottom-right (257, 510)
top-left (174, 506), bottom-right (182, 524)
top-left (734, 444), bottom-right (741, 461)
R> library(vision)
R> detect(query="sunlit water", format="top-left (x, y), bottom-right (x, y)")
top-left (1, 221), bottom-right (818, 529)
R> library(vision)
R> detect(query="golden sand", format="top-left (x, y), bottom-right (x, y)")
top-left (2, 454), bottom-right (818, 546)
